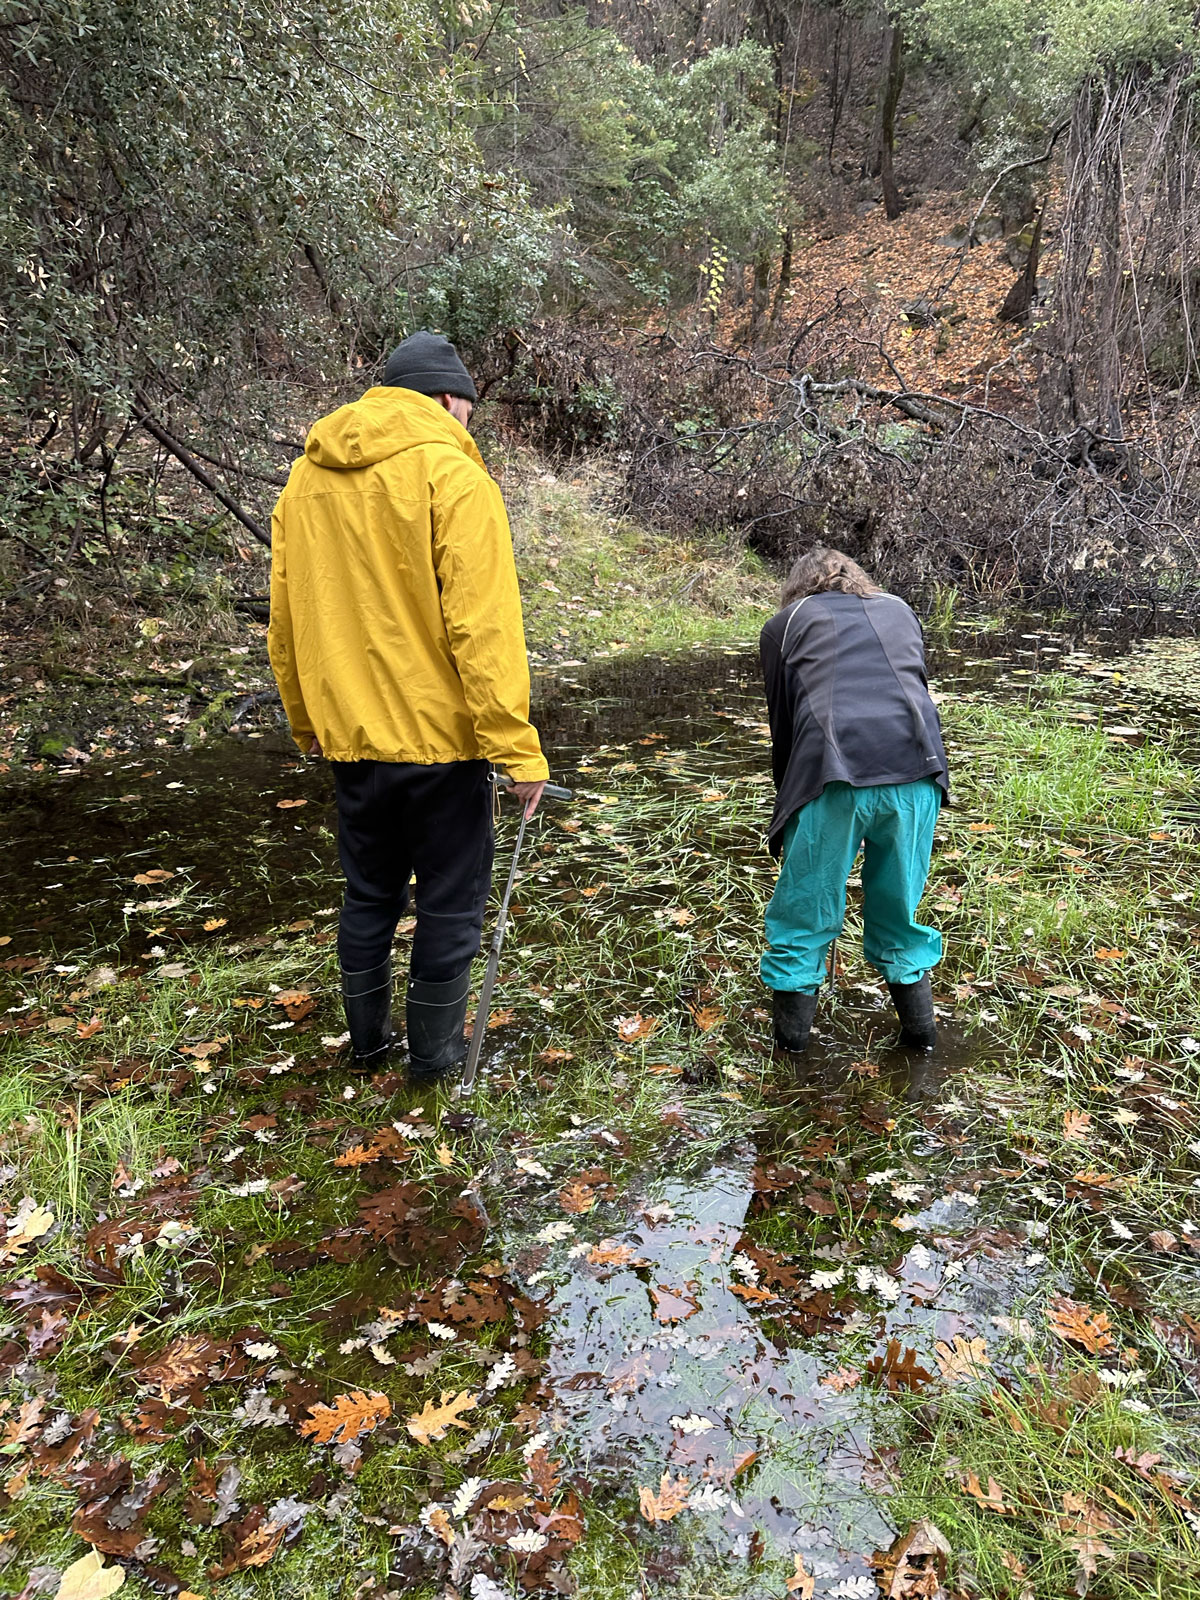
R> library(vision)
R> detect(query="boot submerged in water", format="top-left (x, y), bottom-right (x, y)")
top-left (773, 989), bottom-right (819, 1053)
top-left (888, 975), bottom-right (937, 1049)
top-left (407, 968), bottom-right (471, 1078)
top-left (341, 957), bottom-right (395, 1066)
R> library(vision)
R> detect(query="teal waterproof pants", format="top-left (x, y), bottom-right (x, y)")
top-left (761, 778), bottom-right (942, 994)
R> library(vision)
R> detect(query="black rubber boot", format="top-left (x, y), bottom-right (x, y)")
top-left (406, 968), bottom-right (471, 1078)
top-left (341, 958), bottom-right (394, 1066)
top-left (773, 989), bottom-right (819, 1053)
top-left (888, 976), bottom-right (937, 1049)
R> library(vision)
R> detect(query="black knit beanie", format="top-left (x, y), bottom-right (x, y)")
top-left (382, 332), bottom-right (477, 403)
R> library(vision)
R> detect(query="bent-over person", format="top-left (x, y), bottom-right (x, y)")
top-left (268, 332), bottom-right (549, 1077)
top-left (760, 547), bottom-right (949, 1052)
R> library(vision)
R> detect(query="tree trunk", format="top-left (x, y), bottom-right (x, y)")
top-left (876, 21), bottom-right (905, 220)
top-left (997, 205), bottom-right (1043, 324)
top-left (771, 226), bottom-right (793, 323)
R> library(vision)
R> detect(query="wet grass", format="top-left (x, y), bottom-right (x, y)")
top-left (2, 649), bottom-right (1200, 1597)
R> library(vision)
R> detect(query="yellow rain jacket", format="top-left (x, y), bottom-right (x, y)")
top-left (268, 387), bottom-right (548, 782)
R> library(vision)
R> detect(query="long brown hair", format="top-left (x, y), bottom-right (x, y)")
top-left (781, 546), bottom-right (882, 607)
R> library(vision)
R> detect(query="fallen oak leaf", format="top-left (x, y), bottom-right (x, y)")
top-left (404, 1389), bottom-right (478, 1445)
top-left (132, 868), bottom-right (174, 884)
top-left (638, 1472), bottom-right (690, 1523)
top-left (962, 1472), bottom-right (1017, 1514)
top-left (558, 1180), bottom-right (596, 1214)
top-left (934, 1335), bottom-right (992, 1383)
top-left (615, 1012), bottom-right (658, 1043)
top-left (786, 1553), bottom-right (815, 1598)
top-left (872, 1519), bottom-right (952, 1598)
top-left (52, 1550), bottom-right (126, 1599)
top-left (299, 1389), bottom-right (391, 1445)
top-left (866, 1340), bottom-right (933, 1393)
top-left (1062, 1109), bottom-right (1092, 1142)
top-left (272, 989), bottom-right (315, 1022)
top-left (1047, 1296), bottom-right (1117, 1354)
top-left (275, 798), bottom-right (307, 809)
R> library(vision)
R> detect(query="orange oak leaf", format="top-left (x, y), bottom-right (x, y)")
top-left (404, 1389), bottom-right (478, 1445)
top-left (298, 1389), bottom-right (391, 1445)
top-left (638, 1472), bottom-right (690, 1523)
top-left (1047, 1297), bottom-right (1117, 1354)
top-left (615, 1013), bottom-right (658, 1043)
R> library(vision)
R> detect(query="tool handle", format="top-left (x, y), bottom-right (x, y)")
top-left (493, 772), bottom-right (573, 802)
top-left (460, 807), bottom-right (529, 1096)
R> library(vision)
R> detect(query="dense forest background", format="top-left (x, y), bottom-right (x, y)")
top-left (4, 0), bottom-right (1200, 602)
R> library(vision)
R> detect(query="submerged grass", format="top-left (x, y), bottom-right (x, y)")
top-left (2, 650), bottom-right (1200, 1598)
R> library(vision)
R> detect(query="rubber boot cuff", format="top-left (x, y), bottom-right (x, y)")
top-left (341, 957), bottom-right (394, 1065)
top-left (888, 976), bottom-right (937, 1050)
top-left (773, 989), bottom-right (819, 1053)
top-left (406, 967), bottom-right (472, 1079)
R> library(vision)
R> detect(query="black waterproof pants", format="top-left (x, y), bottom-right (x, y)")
top-left (332, 759), bottom-right (494, 982)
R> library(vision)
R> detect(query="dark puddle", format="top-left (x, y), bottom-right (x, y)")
top-left (1, 609), bottom-right (1192, 958)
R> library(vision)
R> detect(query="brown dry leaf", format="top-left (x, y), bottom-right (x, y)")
top-left (137, 1334), bottom-right (222, 1399)
top-left (729, 1282), bottom-right (776, 1304)
top-left (487, 1008), bottom-right (515, 1029)
top-left (650, 1283), bottom-right (701, 1324)
top-left (178, 1040), bottom-right (223, 1059)
top-left (1095, 948), bottom-right (1127, 960)
top-left (404, 1389), bottom-right (478, 1445)
top-left (786, 1553), bottom-right (816, 1598)
top-left (202, 917), bottom-right (228, 932)
top-left (558, 1181), bottom-right (596, 1214)
top-left (689, 1003), bottom-right (726, 1032)
top-left (2, 1395), bottom-right (45, 1448)
top-left (1149, 1230), bottom-right (1178, 1252)
top-left (52, 1550), bottom-right (127, 1599)
top-left (526, 1448), bottom-right (562, 1497)
top-left (866, 1340), bottom-right (933, 1393)
top-left (872, 1520), bottom-right (952, 1599)
top-left (0, 1203), bottom-right (55, 1263)
top-left (1047, 1297), bottom-right (1117, 1354)
top-left (538, 1047), bottom-right (574, 1063)
top-left (76, 1015), bottom-right (104, 1039)
top-left (487, 1489), bottom-right (532, 1512)
top-left (275, 798), bottom-right (307, 809)
top-left (934, 1335), bottom-right (992, 1383)
top-left (272, 989), bottom-right (315, 1022)
top-left (1063, 1109), bottom-right (1092, 1142)
top-left (132, 869), bottom-right (174, 884)
top-left (299, 1389), bottom-right (391, 1445)
top-left (425, 1504), bottom-right (455, 1546)
top-left (232, 996), bottom-right (265, 1009)
top-left (615, 1012), bottom-right (658, 1043)
top-left (210, 1507), bottom-right (288, 1577)
top-left (962, 1472), bottom-right (1016, 1514)
top-left (638, 1472), bottom-right (690, 1523)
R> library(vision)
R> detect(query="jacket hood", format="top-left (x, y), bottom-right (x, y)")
top-left (304, 386), bottom-right (485, 472)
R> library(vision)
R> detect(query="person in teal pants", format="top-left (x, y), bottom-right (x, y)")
top-left (759, 547), bottom-right (950, 1052)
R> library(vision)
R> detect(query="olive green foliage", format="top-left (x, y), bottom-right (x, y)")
top-left (468, 18), bottom-right (782, 299)
top-left (0, 0), bottom-right (556, 417)
top-left (908, 0), bottom-right (1199, 152)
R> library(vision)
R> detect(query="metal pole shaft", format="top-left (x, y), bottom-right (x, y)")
top-left (460, 807), bottom-right (529, 1096)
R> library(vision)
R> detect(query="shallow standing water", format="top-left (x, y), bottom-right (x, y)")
top-left (4, 612), bottom-right (1200, 1595)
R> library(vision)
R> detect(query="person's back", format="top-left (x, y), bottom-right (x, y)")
top-left (271, 385), bottom-right (544, 775)
top-left (268, 333), bottom-right (548, 1078)
top-left (758, 548), bottom-right (948, 1054)
top-left (761, 590), bottom-right (946, 853)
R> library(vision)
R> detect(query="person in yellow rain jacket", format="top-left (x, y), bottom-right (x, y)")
top-left (268, 332), bottom-right (549, 1076)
